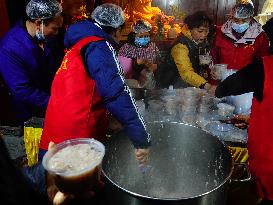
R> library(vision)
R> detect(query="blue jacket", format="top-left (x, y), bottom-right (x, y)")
top-left (64, 20), bottom-right (151, 148)
top-left (0, 21), bottom-right (61, 124)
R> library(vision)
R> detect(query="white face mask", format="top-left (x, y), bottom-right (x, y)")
top-left (35, 21), bottom-right (45, 42)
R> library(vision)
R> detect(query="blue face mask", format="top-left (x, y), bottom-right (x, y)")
top-left (135, 37), bottom-right (150, 47)
top-left (231, 22), bottom-right (250, 33)
top-left (35, 21), bottom-right (45, 42)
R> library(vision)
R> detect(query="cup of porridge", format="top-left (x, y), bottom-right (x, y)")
top-left (42, 138), bottom-right (105, 194)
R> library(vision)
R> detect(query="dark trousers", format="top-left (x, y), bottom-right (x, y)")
top-left (260, 200), bottom-right (273, 205)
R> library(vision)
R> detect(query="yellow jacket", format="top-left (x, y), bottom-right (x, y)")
top-left (171, 28), bottom-right (207, 87)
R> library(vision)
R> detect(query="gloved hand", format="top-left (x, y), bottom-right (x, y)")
top-left (135, 148), bottom-right (150, 164)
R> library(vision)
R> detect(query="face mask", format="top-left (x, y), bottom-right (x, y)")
top-left (231, 22), bottom-right (250, 34)
top-left (35, 21), bottom-right (45, 42)
top-left (135, 36), bottom-right (150, 47)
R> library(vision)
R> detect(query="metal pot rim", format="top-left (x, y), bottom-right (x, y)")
top-left (102, 121), bottom-right (234, 201)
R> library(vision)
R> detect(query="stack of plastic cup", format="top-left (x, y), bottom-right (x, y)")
top-left (179, 88), bottom-right (200, 125)
top-left (198, 94), bottom-right (214, 113)
top-left (148, 99), bottom-right (165, 121)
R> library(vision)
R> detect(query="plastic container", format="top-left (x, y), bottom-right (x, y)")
top-left (217, 103), bottom-right (235, 117)
top-left (211, 64), bottom-right (228, 80)
top-left (42, 138), bottom-right (105, 194)
top-left (227, 92), bottom-right (253, 115)
top-left (221, 69), bottom-right (236, 81)
top-left (207, 122), bottom-right (233, 132)
top-left (204, 121), bottom-right (234, 138)
top-left (148, 100), bottom-right (165, 113)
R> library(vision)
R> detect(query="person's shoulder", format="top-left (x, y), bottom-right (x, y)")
top-left (85, 40), bottom-right (118, 63)
top-left (174, 35), bottom-right (193, 48)
top-left (66, 20), bottom-right (92, 31)
top-left (255, 28), bottom-right (270, 42)
top-left (2, 23), bottom-right (27, 39)
top-left (0, 24), bottom-right (31, 52)
top-left (95, 40), bottom-right (118, 54)
top-left (216, 25), bottom-right (222, 30)
top-left (171, 42), bottom-right (188, 53)
top-left (120, 43), bottom-right (133, 49)
top-left (214, 24), bottom-right (224, 35)
top-left (85, 39), bottom-right (111, 52)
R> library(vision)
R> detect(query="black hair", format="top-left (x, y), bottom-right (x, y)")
top-left (127, 32), bottom-right (136, 45)
top-left (184, 11), bottom-right (212, 30)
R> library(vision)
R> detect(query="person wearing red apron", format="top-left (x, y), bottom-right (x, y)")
top-left (39, 4), bottom-right (151, 164)
top-left (40, 36), bottom-right (108, 148)
top-left (215, 56), bottom-right (273, 204)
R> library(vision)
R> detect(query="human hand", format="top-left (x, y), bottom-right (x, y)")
top-left (231, 115), bottom-right (249, 129)
top-left (220, 115), bottom-right (249, 130)
top-left (147, 63), bottom-right (157, 72)
top-left (234, 115), bottom-right (250, 124)
top-left (141, 59), bottom-right (156, 71)
top-left (210, 71), bottom-right (218, 80)
top-left (204, 83), bottom-right (216, 96)
top-left (135, 148), bottom-right (150, 164)
top-left (52, 189), bottom-right (100, 205)
top-left (209, 65), bottom-right (219, 80)
top-left (137, 58), bottom-right (146, 65)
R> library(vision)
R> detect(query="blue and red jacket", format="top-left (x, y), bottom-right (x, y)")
top-left (40, 20), bottom-right (151, 149)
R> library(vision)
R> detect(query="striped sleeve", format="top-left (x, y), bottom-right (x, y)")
top-left (84, 41), bottom-right (151, 148)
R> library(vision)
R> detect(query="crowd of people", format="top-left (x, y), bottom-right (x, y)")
top-left (1, 0), bottom-right (273, 204)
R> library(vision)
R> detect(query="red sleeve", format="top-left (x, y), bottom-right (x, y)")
top-left (254, 32), bottom-right (269, 59)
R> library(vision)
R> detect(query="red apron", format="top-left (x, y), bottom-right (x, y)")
top-left (248, 55), bottom-right (273, 199)
top-left (40, 36), bottom-right (108, 150)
